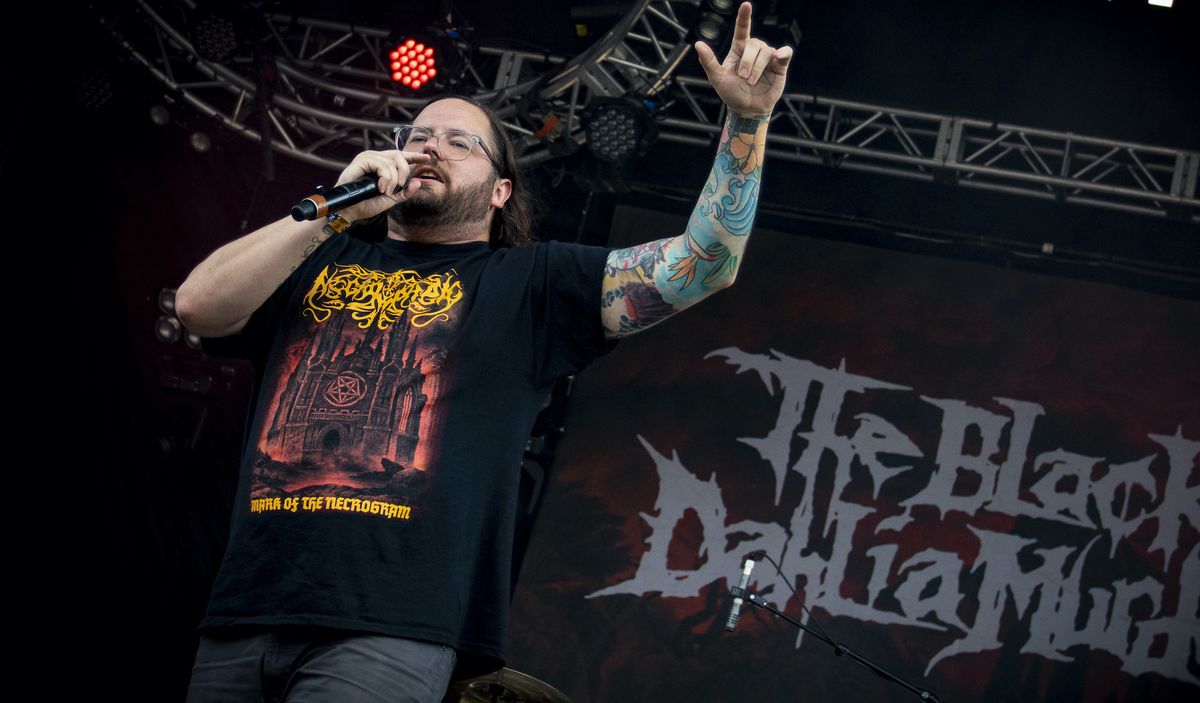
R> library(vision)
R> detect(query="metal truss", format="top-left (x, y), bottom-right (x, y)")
top-left (101, 0), bottom-right (692, 168)
top-left (99, 1), bottom-right (1197, 223)
top-left (657, 76), bottom-right (1199, 223)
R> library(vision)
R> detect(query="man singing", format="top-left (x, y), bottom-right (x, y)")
top-left (176, 3), bottom-right (791, 701)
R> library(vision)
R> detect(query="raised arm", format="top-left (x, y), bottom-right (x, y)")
top-left (600, 2), bottom-right (792, 339)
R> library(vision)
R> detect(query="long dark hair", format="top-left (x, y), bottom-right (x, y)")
top-left (422, 94), bottom-right (536, 248)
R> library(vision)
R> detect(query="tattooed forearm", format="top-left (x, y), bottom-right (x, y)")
top-left (600, 112), bottom-right (769, 339)
top-left (657, 112), bottom-right (767, 303)
top-left (698, 174), bottom-right (758, 235)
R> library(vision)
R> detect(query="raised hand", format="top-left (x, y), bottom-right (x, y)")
top-left (694, 2), bottom-right (793, 117)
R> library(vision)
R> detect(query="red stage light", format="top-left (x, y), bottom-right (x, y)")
top-left (387, 38), bottom-right (438, 90)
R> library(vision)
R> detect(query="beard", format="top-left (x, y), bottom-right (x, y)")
top-left (388, 178), bottom-right (494, 233)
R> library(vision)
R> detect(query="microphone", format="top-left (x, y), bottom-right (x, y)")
top-left (291, 175), bottom-right (401, 221)
top-left (724, 557), bottom-right (757, 632)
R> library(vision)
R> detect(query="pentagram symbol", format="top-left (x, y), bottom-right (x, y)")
top-left (324, 372), bottom-right (367, 407)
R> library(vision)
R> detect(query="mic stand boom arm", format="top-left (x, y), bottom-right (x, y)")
top-left (734, 588), bottom-right (944, 703)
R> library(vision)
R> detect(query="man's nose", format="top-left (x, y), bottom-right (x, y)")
top-left (420, 137), bottom-right (442, 160)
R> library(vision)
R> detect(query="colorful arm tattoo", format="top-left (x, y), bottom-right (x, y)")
top-left (601, 112), bottom-right (769, 338)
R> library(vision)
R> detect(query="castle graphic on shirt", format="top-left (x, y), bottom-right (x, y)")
top-left (245, 262), bottom-right (465, 520)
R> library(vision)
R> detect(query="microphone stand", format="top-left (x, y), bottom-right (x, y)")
top-left (733, 587), bottom-right (944, 703)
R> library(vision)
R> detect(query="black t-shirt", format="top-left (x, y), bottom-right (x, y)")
top-left (198, 233), bottom-right (614, 677)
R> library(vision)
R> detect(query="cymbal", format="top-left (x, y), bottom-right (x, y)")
top-left (449, 667), bottom-right (573, 703)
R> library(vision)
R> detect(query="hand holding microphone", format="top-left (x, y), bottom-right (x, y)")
top-left (291, 150), bottom-right (432, 222)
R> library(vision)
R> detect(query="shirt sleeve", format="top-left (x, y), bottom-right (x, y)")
top-left (530, 240), bottom-right (619, 388)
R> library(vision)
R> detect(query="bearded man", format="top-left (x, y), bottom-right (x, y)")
top-left (176, 4), bottom-right (792, 701)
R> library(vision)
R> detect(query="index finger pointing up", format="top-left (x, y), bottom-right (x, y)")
top-left (730, 2), bottom-right (753, 55)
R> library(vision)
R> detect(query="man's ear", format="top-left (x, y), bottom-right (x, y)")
top-left (491, 178), bottom-right (513, 209)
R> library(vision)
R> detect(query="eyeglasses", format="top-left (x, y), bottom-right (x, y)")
top-left (392, 125), bottom-right (502, 175)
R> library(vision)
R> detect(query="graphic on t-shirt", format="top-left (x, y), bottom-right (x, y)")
top-left (302, 262), bottom-right (463, 329)
top-left (246, 262), bottom-right (466, 521)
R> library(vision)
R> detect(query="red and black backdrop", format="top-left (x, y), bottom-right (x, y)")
top-left (506, 206), bottom-right (1199, 703)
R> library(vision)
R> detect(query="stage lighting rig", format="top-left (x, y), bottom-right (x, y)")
top-left (694, 0), bottom-right (737, 44)
top-left (385, 6), bottom-right (476, 93)
top-left (583, 96), bottom-right (659, 165)
top-left (192, 12), bottom-right (238, 63)
top-left (389, 37), bottom-right (440, 90)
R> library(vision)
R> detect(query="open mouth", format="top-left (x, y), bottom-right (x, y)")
top-left (412, 169), bottom-right (444, 183)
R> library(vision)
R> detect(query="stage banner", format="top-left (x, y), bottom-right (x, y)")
top-left (506, 206), bottom-right (1199, 703)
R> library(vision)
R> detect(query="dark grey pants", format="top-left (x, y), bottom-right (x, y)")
top-left (185, 627), bottom-right (457, 703)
